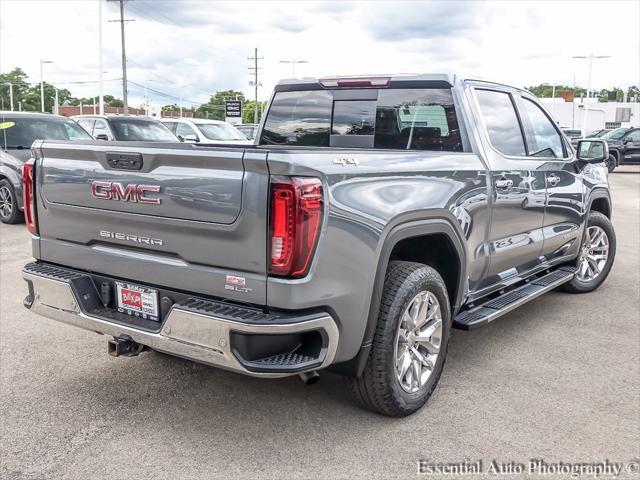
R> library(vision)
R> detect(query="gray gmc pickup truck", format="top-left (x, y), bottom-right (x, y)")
top-left (21, 74), bottom-right (616, 416)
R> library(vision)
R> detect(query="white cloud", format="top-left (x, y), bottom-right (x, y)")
top-left (1, 0), bottom-right (638, 110)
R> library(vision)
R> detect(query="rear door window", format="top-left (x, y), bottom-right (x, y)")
top-left (475, 89), bottom-right (526, 157)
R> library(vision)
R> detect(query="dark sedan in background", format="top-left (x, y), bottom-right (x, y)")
top-left (0, 112), bottom-right (93, 224)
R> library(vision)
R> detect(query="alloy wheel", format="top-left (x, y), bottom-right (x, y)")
top-left (393, 291), bottom-right (443, 393)
top-left (576, 226), bottom-right (609, 282)
top-left (0, 185), bottom-right (13, 220)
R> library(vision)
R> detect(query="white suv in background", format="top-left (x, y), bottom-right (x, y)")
top-left (161, 118), bottom-right (251, 144)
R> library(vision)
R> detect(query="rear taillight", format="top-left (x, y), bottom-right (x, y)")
top-left (269, 176), bottom-right (323, 278)
top-left (22, 159), bottom-right (37, 235)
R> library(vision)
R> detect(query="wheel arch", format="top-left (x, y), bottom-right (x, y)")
top-left (330, 216), bottom-right (467, 377)
top-left (609, 148), bottom-right (620, 165)
top-left (587, 189), bottom-right (612, 218)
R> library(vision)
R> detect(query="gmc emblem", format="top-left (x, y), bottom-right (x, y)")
top-left (91, 181), bottom-right (161, 205)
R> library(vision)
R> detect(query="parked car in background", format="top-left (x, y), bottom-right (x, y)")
top-left (571, 128), bottom-right (623, 172)
top-left (0, 112), bottom-right (93, 224)
top-left (236, 123), bottom-right (259, 140)
top-left (586, 129), bottom-right (612, 138)
top-left (72, 115), bottom-right (179, 142)
top-left (161, 118), bottom-right (250, 144)
top-left (603, 127), bottom-right (639, 167)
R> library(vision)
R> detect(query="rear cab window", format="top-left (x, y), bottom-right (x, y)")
top-left (259, 86), bottom-right (464, 151)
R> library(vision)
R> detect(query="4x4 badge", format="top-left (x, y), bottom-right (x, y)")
top-left (333, 157), bottom-right (359, 167)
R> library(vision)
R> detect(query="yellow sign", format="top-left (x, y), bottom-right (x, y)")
top-left (0, 121), bottom-right (15, 130)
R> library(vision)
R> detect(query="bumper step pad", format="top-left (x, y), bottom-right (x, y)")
top-left (454, 266), bottom-right (576, 330)
top-left (22, 261), bottom-right (339, 376)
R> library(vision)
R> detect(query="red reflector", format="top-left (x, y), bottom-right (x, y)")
top-left (269, 177), bottom-right (323, 278)
top-left (319, 77), bottom-right (390, 89)
top-left (22, 159), bottom-right (37, 235)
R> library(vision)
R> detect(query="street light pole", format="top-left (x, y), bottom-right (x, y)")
top-left (40, 59), bottom-right (53, 113)
top-left (279, 59), bottom-right (309, 78)
top-left (4, 83), bottom-right (13, 111)
top-left (572, 54), bottom-right (611, 138)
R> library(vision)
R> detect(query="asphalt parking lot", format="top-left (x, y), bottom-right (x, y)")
top-left (1, 167), bottom-right (638, 480)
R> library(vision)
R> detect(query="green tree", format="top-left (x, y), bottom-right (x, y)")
top-left (0, 68), bottom-right (31, 111)
top-left (242, 100), bottom-right (268, 124)
top-left (196, 90), bottom-right (246, 121)
top-left (596, 87), bottom-right (624, 103)
top-left (525, 84), bottom-right (587, 99)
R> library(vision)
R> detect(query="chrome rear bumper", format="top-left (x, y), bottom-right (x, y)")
top-left (23, 263), bottom-right (339, 378)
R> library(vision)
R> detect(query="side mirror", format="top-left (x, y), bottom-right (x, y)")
top-left (95, 133), bottom-right (109, 141)
top-left (623, 136), bottom-right (632, 144)
top-left (179, 134), bottom-right (198, 143)
top-left (576, 139), bottom-right (609, 163)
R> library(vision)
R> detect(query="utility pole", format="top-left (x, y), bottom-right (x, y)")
top-left (572, 54), bottom-right (610, 138)
top-left (98, 0), bottom-right (104, 115)
top-left (248, 48), bottom-right (263, 124)
top-left (109, 0), bottom-right (134, 114)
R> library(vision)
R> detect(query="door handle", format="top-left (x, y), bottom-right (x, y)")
top-left (547, 175), bottom-right (560, 186)
top-left (495, 178), bottom-right (513, 189)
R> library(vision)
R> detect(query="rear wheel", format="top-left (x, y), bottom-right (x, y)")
top-left (0, 179), bottom-right (23, 224)
top-left (348, 261), bottom-right (450, 416)
top-left (561, 211), bottom-right (616, 293)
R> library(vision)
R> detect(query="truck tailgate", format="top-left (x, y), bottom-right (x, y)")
top-left (33, 141), bottom-right (269, 305)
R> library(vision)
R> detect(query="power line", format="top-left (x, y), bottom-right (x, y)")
top-left (108, 0), bottom-right (135, 114)
top-left (126, 58), bottom-right (215, 97)
top-left (126, 80), bottom-right (205, 105)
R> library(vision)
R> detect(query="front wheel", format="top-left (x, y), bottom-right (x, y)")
top-left (606, 154), bottom-right (616, 173)
top-left (348, 261), bottom-right (450, 417)
top-left (560, 211), bottom-right (616, 293)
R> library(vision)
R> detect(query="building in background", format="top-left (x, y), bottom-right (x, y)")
top-left (539, 97), bottom-right (639, 132)
top-left (58, 105), bottom-right (146, 117)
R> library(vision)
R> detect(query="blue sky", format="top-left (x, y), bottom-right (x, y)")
top-left (1, 0), bottom-right (638, 108)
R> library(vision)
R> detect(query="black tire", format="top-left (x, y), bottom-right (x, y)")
top-left (0, 179), bottom-right (23, 225)
top-left (606, 154), bottom-right (616, 173)
top-left (560, 211), bottom-right (616, 293)
top-left (347, 261), bottom-right (451, 417)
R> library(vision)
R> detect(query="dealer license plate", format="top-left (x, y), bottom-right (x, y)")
top-left (115, 281), bottom-right (159, 321)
